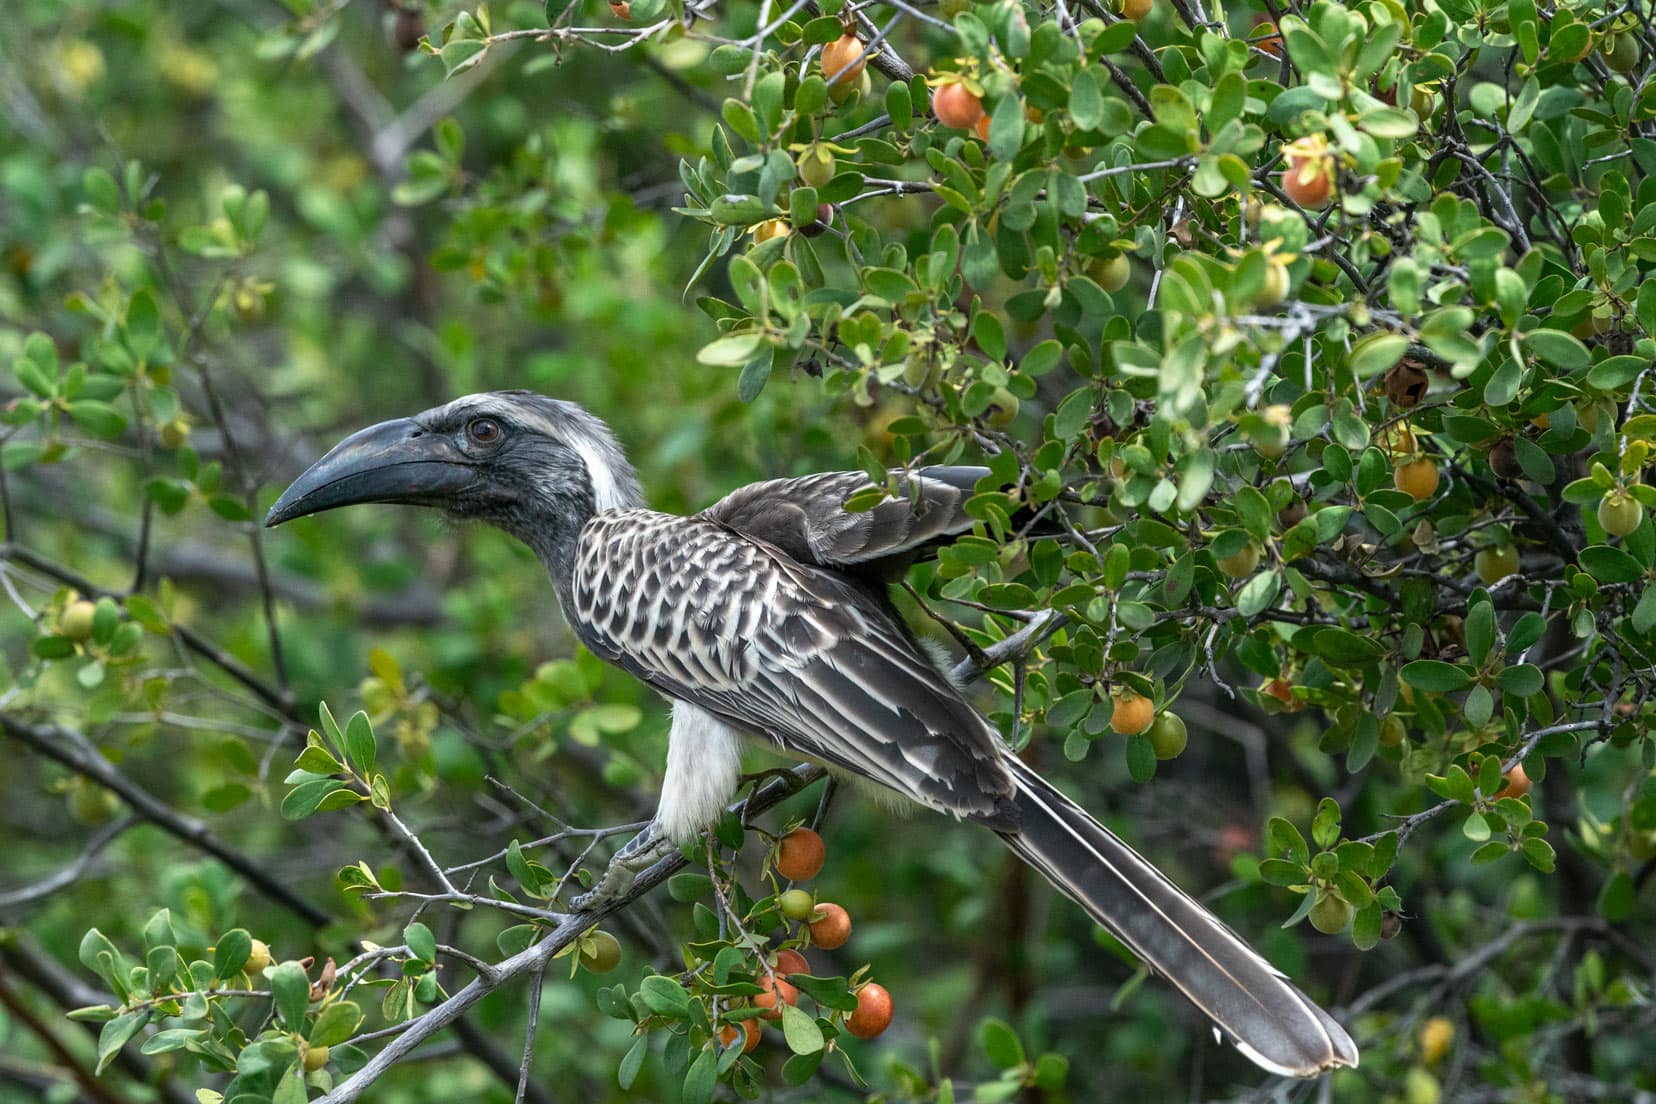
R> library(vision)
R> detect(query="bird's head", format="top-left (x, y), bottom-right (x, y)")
top-left (264, 392), bottom-right (643, 539)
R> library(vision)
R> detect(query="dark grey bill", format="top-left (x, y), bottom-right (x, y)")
top-left (264, 417), bottom-right (476, 527)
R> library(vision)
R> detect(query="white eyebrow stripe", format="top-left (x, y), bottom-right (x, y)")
top-left (567, 433), bottom-right (631, 513)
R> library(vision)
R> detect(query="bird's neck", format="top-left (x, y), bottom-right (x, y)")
top-left (519, 486), bottom-right (642, 626)
top-left (507, 428), bottom-right (644, 625)
top-left (523, 508), bottom-right (589, 619)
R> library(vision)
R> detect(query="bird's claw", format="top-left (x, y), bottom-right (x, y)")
top-left (572, 823), bottom-right (672, 912)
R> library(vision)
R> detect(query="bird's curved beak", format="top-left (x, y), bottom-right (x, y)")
top-left (264, 417), bottom-right (476, 527)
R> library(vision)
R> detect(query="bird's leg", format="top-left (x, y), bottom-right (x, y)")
top-left (573, 702), bottom-right (745, 910)
top-left (572, 822), bottom-right (675, 910)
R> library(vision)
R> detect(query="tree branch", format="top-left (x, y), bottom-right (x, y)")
top-left (313, 764), bottom-right (826, 1104)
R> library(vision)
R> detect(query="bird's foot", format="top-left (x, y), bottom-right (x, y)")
top-left (572, 823), bottom-right (674, 911)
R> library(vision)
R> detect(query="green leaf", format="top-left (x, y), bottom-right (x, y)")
top-left (1313, 628), bottom-right (1385, 666)
top-left (639, 975), bottom-right (691, 1019)
top-left (67, 401), bottom-right (128, 439)
top-left (1597, 870), bottom-right (1634, 922)
top-left (1311, 797), bottom-right (1341, 849)
top-left (282, 778), bottom-right (345, 820)
top-left (779, 1001), bottom-right (824, 1054)
top-left (1463, 812), bottom-right (1491, 842)
top-left (273, 1066), bottom-right (307, 1104)
top-left (207, 494), bottom-right (251, 522)
top-left (308, 1000), bottom-right (363, 1046)
top-left (1579, 545), bottom-right (1642, 583)
top-left (83, 167), bottom-right (121, 213)
top-left (1125, 733), bottom-right (1156, 783)
top-left (1521, 329), bottom-right (1589, 371)
top-left (507, 840), bottom-right (546, 896)
top-left (213, 929), bottom-right (253, 980)
top-left (987, 94), bottom-right (1023, 161)
top-left (497, 925), bottom-right (537, 957)
top-left (1400, 660), bottom-right (1473, 692)
top-left (295, 745), bottom-right (343, 775)
top-left (344, 710), bottom-right (376, 777)
top-left (1069, 68), bottom-right (1103, 131)
top-left (271, 960), bottom-right (311, 1029)
top-left (980, 1017), bottom-right (1024, 1069)
top-left (1586, 355), bottom-right (1648, 390)
top-left (404, 922), bottom-right (436, 963)
top-left (782, 1048), bottom-right (825, 1085)
top-left (668, 872), bottom-right (713, 901)
top-left (1033, 1052), bottom-right (1069, 1091)
top-left (737, 351), bottom-right (772, 403)
top-left (96, 1010), bottom-right (150, 1074)
top-left (1521, 837), bottom-right (1555, 872)
top-left (124, 289), bottom-right (163, 360)
top-left (1267, 816), bottom-right (1310, 864)
top-left (1497, 664), bottom-right (1544, 697)
top-left (201, 782), bottom-right (251, 812)
top-left (1236, 569), bottom-right (1281, 618)
top-left (681, 1047), bottom-right (718, 1104)
top-left (1349, 333), bottom-right (1409, 378)
top-left (140, 1028), bottom-right (204, 1055)
top-left (697, 333), bottom-right (764, 366)
top-left (1633, 586), bottom-right (1656, 636)
top-left (618, 1035), bottom-right (648, 1089)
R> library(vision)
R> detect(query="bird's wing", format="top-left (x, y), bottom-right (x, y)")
top-left (571, 509), bottom-right (1016, 826)
top-left (700, 466), bottom-right (986, 569)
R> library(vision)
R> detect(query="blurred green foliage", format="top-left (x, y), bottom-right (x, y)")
top-left (2, 0), bottom-right (1655, 1101)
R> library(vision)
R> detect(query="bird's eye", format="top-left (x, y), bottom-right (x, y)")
top-left (466, 418), bottom-right (502, 446)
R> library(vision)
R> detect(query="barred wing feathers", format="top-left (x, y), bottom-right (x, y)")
top-left (570, 509), bottom-right (1017, 827)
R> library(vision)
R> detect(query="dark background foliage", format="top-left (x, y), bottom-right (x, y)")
top-left (1, 0), bottom-right (1653, 1102)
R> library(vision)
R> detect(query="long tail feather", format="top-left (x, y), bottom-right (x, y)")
top-left (997, 757), bottom-right (1359, 1077)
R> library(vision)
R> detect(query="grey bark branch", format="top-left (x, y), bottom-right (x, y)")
top-left (313, 764), bottom-right (827, 1104)
top-left (0, 713), bottom-right (333, 927)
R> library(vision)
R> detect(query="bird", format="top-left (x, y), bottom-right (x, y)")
top-left (266, 390), bottom-right (1359, 1078)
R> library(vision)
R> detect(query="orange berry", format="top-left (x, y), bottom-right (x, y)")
top-left (1494, 763), bottom-right (1531, 800)
top-left (1262, 678), bottom-right (1303, 712)
top-left (846, 982), bottom-right (893, 1038)
top-left (1282, 151), bottom-right (1332, 207)
top-left (1394, 457), bottom-right (1440, 501)
top-left (807, 902), bottom-right (852, 949)
top-left (773, 948), bottom-right (810, 977)
top-left (821, 32), bottom-right (867, 85)
top-left (753, 976), bottom-right (799, 1019)
top-left (1109, 692), bottom-right (1154, 735)
top-left (752, 218), bottom-right (790, 244)
top-left (1216, 542), bottom-right (1260, 579)
top-left (776, 827), bottom-right (826, 881)
top-left (720, 1018), bottom-right (762, 1052)
top-left (933, 82), bottom-right (985, 129)
top-left (1253, 17), bottom-right (1283, 56)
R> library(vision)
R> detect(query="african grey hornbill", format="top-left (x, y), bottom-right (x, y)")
top-left (266, 390), bottom-right (1359, 1078)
